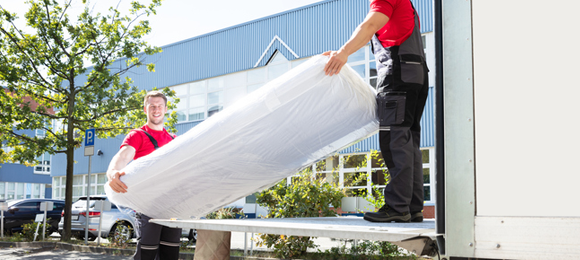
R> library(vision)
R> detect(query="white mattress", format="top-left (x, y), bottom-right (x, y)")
top-left (105, 55), bottom-right (379, 219)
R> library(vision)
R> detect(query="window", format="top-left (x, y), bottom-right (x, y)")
top-left (309, 148), bottom-right (435, 203)
top-left (170, 51), bottom-right (292, 123)
top-left (34, 152), bottom-right (51, 174)
top-left (16, 202), bottom-right (40, 212)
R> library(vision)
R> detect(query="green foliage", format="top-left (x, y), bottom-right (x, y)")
top-left (317, 240), bottom-right (416, 260)
top-left (255, 167), bottom-right (345, 258)
top-left (206, 207), bottom-right (244, 220)
top-left (109, 220), bottom-right (133, 249)
top-left (0, 0), bottom-right (176, 240)
top-left (343, 150), bottom-right (390, 212)
top-left (21, 222), bottom-right (50, 241)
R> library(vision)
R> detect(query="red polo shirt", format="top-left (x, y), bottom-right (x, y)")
top-left (121, 125), bottom-right (176, 160)
top-left (370, 0), bottom-right (418, 47)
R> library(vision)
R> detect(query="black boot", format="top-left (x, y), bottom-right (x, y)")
top-left (364, 204), bottom-right (410, 223)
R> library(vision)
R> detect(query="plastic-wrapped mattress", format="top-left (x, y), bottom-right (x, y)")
top-left (105, 55), bottom-right (379, 219)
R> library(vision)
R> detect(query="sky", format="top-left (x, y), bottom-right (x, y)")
top-left (0, 0), bottom-right (325, 47)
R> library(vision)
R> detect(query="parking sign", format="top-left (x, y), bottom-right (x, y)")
top-left (84, 129), bottom-right (95, 156)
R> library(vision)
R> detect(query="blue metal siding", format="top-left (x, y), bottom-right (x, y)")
top-left (121, 0), bottom-right (432, 90)
top-left (0, 164), bottom-right (52, 183)
top-left (340, 86), bottom-right (435, 154)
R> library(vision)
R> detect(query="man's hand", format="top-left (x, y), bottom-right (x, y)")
top-left (323, 50), bottom-right (349, 76)
top-left (109, 171), bottom-right (128, 193)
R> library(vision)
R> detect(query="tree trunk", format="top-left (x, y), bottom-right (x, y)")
top-left (62, 74), bottom-right (76, 241)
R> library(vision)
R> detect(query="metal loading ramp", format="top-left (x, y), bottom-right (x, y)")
top-left (151, 216), bottom-right (438, 257)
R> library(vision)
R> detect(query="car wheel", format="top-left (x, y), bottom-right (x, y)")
top-left (188, 229), bottom-right (197, 243)
top-left (109, 222), bottom-right (133, 241)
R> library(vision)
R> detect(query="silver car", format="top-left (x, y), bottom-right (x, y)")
top-left (58, 195), bottom-right (136, 241)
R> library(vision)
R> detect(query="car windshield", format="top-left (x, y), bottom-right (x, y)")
top-left (72, 197), bottom-right (106, 209)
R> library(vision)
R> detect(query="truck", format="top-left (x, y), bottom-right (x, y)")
top-left (434, 0), bottom-right (580, 259)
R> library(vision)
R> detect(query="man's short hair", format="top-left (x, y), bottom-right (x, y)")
top-left (144, 91), bottom-right (167, 107)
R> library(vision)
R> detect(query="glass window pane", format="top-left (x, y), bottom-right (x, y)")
top-left (424, 186), bottom-right (431, 201)
top-left (370, 78), bottom-right (377, 88)
top-left (344, 154), bottom-right (367, 169)
top-left (207, 91), bottom-right (223, 105)
top-left (268, 63), bottom-right (288, 80)
top-left (291, 59), bottom-right (307, 68)
top-left (97, 185), bottom-right (105, 195)
top-left (176, 110), bottom-right (186, 122)
top-left (372, 169), bottom-right (388, 186)
top-left (73, 175), bottom-right (84, 185)
top-left (368, 45), bottom-right (378, 60)
top-left (224, 72), bottom-right (246, 89)
top-left (346, 188), bottom-right (367, 197)
top-left (188, 107), bottom-right (205, 121)
top-left (348, 47), bottom-right (365, 63)
top-left (172, 84), bottom-right (188, 96)
top-left (190, 81), bottom-right (206, 95)
top-left (344, 172), bottom-right (367, 187)
top-left (247, 67), bottom-right (265, 84)
top-left (189, 94), bottom-right (206, 107)
top-left (207, 105), bottom-right (223, 117)
top-left (208, 77), bottom-right (224, 92)
top-left (247, 84), bottom-right (263, 93)
top-left (371, 152), bottom-right (385, 168)
top-left (351, 64), bottom-right (366, 78)
top-left (73, 186), bottom-right (83, 197)
top-left (174, 97), bottom-right (187, 111)
top-left (16, 183), bottom-right (24, 199)
top-left (0, 183), bottom-right (4, 200)
top-left (423, 168), bottom-right (430, 184)
top-left (97, 174), bottom-right (107, 184)
top-left (269, 52), bottom-right (288, 64)
top-left (422, 149), bottom-right (430, 163)
top-left (370, 62), bottom-right (377, 77)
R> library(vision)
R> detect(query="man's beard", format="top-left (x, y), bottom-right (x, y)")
top-left (149, 115), bottom-right (164, 126)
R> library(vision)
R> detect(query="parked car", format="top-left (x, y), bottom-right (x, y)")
top-left (58, 195), bottom-right (136, 241)
top-left (2, 198), bottom-right (65, 234)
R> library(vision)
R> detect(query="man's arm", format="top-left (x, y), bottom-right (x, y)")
top-left (323, 11), bottom-right (389, 76)
top-left (106, 145), bottom-right (136, 193)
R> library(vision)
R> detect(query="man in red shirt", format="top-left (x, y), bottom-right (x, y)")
top-left (107, 90), bottom-right (181, 259)
top-left (324, 0), bottom-right (428, 223)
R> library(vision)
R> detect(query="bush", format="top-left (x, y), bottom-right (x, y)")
top-left (318, 240), bottom-right (416, 260)
top-left (255, 167), bottom-right (345, 258)
top-left (21, 221), bottom-right (50, 241)
top-left (109, 220), bottom-right (133, 249)
top-left (206, 207), bottom-right (244, 220)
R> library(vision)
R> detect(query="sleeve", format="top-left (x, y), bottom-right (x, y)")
top-left (121, 130), bottom-right (144, 150)
top-left (370, 0), bottom-right (395, 18)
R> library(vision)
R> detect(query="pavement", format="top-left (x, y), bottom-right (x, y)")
top-left (0, 231), bottom-right (351, 259)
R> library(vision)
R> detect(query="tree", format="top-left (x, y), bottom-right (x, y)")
top-left (0, 0), bottom-right (178, 240)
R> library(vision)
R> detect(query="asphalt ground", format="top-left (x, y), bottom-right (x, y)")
top-left (0, 231), bottom-right (352, 259)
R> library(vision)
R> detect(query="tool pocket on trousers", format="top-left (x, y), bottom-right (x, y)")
top-left (376, 91), bottom-right (406, 126)
top-left (400, 55), bottom-right (425, 85)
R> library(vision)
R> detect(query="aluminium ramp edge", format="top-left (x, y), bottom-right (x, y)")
top-left (151, 216), bottom-right (436, 243)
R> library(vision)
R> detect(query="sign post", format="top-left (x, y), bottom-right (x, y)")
top-left (0, 202), bottom-right (7, 239)
top-left (84, 129), bottom-right (95, 244)
top-left (40, 201), bottom-right (53, 240)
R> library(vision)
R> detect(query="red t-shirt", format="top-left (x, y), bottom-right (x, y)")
top-left (370, 0), bottom-right (418, 47)
top-left (121, 125), bottom-right (177, 160)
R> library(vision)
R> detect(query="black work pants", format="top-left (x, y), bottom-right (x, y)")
top-left (379, 72), bottom-right (429, 214)
top-left (134, 213), bottom-right (181, 260)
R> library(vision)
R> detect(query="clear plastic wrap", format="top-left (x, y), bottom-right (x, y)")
top-left (105, 55), bottom-right (379, 219)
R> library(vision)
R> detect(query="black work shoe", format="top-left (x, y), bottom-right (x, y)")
top-left (363, 205), bottom-right (411, 223)
top-left (410, 212), bottom-right (423, 222)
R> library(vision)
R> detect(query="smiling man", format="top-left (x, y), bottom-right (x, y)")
top-left (106, 90), bottom-right (181, 260)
